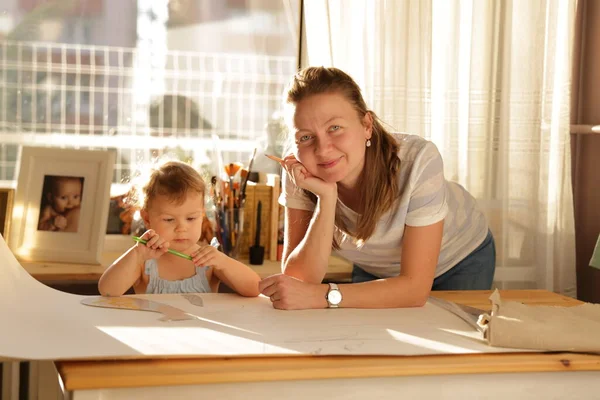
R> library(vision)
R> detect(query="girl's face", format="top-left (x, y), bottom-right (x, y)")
top-left (291, 92), bottom-right (372, 189)
top-left (142, 191), bottom-right (204, 252)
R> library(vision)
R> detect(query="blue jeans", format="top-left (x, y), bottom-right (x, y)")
top-left (351, 230), bottom-right (496, 290)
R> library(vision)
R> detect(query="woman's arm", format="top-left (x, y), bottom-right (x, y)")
top-left (277, 154), bottom-right (339, 284)
top-left (260, 220), bottom-right (444, 309)
top-left (282, 196), bottom-right (337, 284)
top-left (336, 220), bottom-right (444, 308)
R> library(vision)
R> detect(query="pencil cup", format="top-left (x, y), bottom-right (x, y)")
top-left (214, 207), bottom-right (245, 259)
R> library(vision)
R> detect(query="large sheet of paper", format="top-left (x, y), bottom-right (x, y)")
top-left (0, 235), bottom-right (522, 361)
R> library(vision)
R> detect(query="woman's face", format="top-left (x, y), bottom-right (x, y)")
top-left (291, 92), bottom-right (372, 189)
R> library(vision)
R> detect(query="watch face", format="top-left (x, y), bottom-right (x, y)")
top-left (328, 290), bottom-right (342, 305)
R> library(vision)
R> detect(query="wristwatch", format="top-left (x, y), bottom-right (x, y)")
top-left (326, 283), bottom-right (342, 308)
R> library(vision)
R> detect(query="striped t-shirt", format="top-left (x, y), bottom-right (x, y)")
top-left (279, 133), bottom-right (488, 278)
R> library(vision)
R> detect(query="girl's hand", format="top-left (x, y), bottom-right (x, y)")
top-left (278, 154), bottom-right (337, 199)
top-left (191, 245), bottom-right (225, 268)
top-left (258, 274), bottom-right (328, 310)
top-left (136, 229), bottom-right (169, 260)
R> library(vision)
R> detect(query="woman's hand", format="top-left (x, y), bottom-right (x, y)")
top-left (259, 274), bottom-right (328, 310)
top-left (280, 155), bottom-right (337, 199)
top-left (135, 229), bottom-right (169, 260)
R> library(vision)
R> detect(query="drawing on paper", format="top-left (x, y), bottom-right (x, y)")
top-left (81, 296), bottom-right (194, 321)
top-left (182, 293), bottom-right (204, 307)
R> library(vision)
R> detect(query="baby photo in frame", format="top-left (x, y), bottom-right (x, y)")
top-left (37, 175), bottom-right (84, 232)
top-left (9, 146), bottom-right (115, 264)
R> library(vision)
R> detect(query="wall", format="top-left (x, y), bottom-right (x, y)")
top-left (571, 0), bottom-right (600, 303)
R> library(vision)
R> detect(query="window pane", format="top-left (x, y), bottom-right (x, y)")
top-left (0, 0), bottom-right (299, 185)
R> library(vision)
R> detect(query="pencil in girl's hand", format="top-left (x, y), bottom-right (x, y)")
top-left (132, 236), bottom-right (192, 261)
top-left (265, 154), bottom-right (284, 163)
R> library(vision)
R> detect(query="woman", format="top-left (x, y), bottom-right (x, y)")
top-left (259, 67), bottom-right (494, 310)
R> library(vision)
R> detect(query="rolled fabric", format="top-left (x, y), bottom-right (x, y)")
top-left (480, 290), bottom-right (600, 353)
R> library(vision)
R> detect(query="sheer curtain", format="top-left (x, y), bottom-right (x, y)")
top-left (302, 0), bottom-right (577, 296)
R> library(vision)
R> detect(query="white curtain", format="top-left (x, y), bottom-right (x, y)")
top-left (302, 0), bottom-right (577, 296)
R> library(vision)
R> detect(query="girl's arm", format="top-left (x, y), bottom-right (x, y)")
top-left (192, 247), bottom-right (260, 297)
top-left (260, 220), bottom-right (444, 309)
top-left (281, 196), bottom-right (337, 284)
top-left (98, 246), bottom-right (145, 296)
top-left (98, 230), bottom-right (168, 296)
top-left (212, 257), bottom-right (261, 297)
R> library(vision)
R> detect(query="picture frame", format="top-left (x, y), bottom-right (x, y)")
top-left (0, 188), bottom-right (15, 240)
top-left (9, 146), bottom-right (116, 264)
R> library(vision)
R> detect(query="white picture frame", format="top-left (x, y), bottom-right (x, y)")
top-left (9, 146), bottom-right (116, 264)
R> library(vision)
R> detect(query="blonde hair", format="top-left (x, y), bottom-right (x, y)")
top-left (286, 66), bottom-right (401, 249)
top-left (130, 161), bottom-right (206, 211)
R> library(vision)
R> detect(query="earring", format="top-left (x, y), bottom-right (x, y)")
top-left (366, 139), bottom-right (372, 148)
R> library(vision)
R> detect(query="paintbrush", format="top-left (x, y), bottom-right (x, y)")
top-left (224, 162), bottom-right (243, 182)
top-left (265, 154), bottom-right (284, 164)
top-left (232, 148), bottom-right (258, 258)
top-left (239, 147), bottom-right (257, 207)
top-left (224, 162), bottom-right (243, 249)
top-left (210, 176), bottom-right (224, 247)
top-left (211, 133), bottom-right (229, 252)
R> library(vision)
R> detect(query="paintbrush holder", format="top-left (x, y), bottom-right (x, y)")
top-left (213, 207), bottom-right (245, 259)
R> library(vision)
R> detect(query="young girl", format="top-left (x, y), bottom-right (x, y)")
top-left (259, 67), bottom-right (494, 310)
top-left (98, 161), bottom-right (261, 297)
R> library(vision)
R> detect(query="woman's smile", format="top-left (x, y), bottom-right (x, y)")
top-left (317, 156), bottom-right (343, 169)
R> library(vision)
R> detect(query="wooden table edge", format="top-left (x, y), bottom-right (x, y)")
top-left (56, 352), bottom-right (600, 391)
top-left (21, 255), bottom-right (353, 283)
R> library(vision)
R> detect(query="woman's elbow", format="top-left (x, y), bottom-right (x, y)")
top-left (411, 296), bottom-right (428, 308)
top-left (411, 286), bottom-right (432, 307)
top-left (283, 264), bottom-right (322, 284)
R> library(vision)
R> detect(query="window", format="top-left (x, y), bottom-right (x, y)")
top-left (0, 0), bottom-right (300, 188)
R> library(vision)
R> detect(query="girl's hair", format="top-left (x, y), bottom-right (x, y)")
top-left (130, 161), bottom-right (206, 211)
top-left (286, 66), bottom-right (401, 249)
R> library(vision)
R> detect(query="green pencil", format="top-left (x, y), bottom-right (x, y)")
top-left (132, 236), bottom-right (192, 261)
